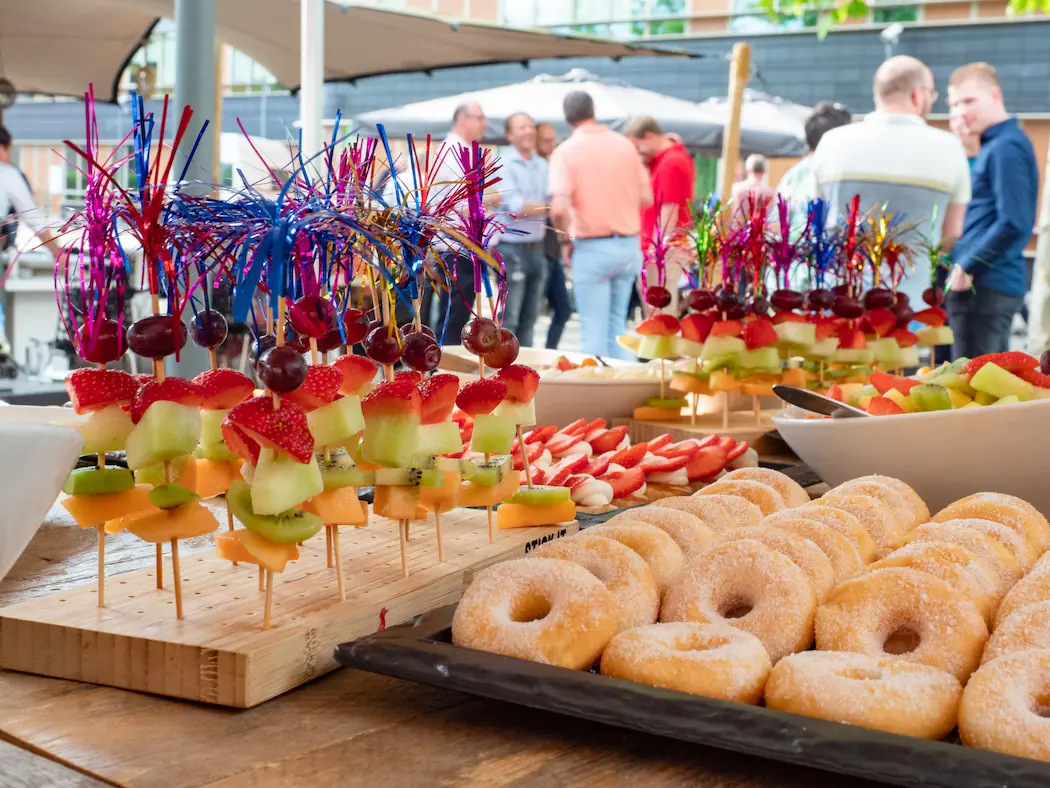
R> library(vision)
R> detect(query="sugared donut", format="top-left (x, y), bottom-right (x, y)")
top-left (869, 543), bottom-right (998, 626)
top-left (584, 522), bottom-right (685, 591)
top-left (904, 523), bottom-right (1023, 598)
top-left (661, 539), bottom-right (816, 662)
top-left (724, 525), bottom-right (836, 602)
top-left (719, 468), bottom-right (810, 508)
top-left (765, 650), bottom-right (962, 740)
top-left (833, 477), bottom-right (919, 530)
top-left (934, 492), bottom-right (1050, 554)
top-left (995, 561), bottom-right (1050, 626)
top-left (816, 567), bottom-right (989, 682)
top-left (816, 493), bottom-right (908, 558)
top-left (959, 649), bottom-right (1050, 763)
top-left (843, 475), bottom-right (930, 527)
top-left (695, 480), bottom-right (786, 517)
top-left (764, 504), bottom-right (876, 564)
top-left (686, 493), bottom-right (763, 527)
top-left (600, 621), bottom-right (772, 704)
top-left (530, 535), bottom-right (660, 632)
top-left (606, 507), bottom-right (719, 559)
top-left (937, 517), bottom-right (1038, 571)
top-left (451, 558), bottom-right (617, 669)
top-left (760, 515), bottom-right (863, 583)
top-left (647, 496), bottom-right (737, 535)
top-left (983, 601), bottom-right (1050, 664)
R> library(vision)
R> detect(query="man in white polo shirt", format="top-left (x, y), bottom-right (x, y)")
top-left (812, 56), bottom-right (971, 307)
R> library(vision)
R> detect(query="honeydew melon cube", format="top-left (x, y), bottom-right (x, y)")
top-left (885, 388), bottom-right (916, 413)
top-left (199, 409), bottom-right (228, 448)
top-left (78, 404), bottom-right (134, 454)
top-left (740, 347), bottom-right (781, 370)
top-left (416, 421), bottom-right (464, 456)
top-left (991, 394), bottom-right (1021, 406)
top-left (307, 395), bottom-right (365, 449)
top-left (970, 362), bottom-right (1034, 402)
top-left (493, 399), bottom-right (537, 427)
top-left (869, 338), bottom-right (903, 368)
top-left (804, 337), bottom-right (840, 359)
top-left (675, 337), bottom-right (706, 358)
top-left (637, 335), bottom-right (679, 360)
top-left (701, 336), bottom-right (746, 363)
top-left (124, 402), bottom-right (201, 470)
top-left (470, 413), bottom-right (516, 455)
top-left (916, 326), bottom-right (956, 346)
top-left (831, 348), bottom-right (874, 365)
top-left (774, 322), bottom-right (816, 346)
top-left (251, 449), bottom-right (324, 515)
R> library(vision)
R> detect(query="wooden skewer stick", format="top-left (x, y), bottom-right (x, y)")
top-left (309, 337), bottom-right (320, 366)
top-left (659, 358), bottom-right (666, 400)
top-left (156, 544), bottom-right (164, 589)
top-left (753, 395), bottom-right (761, 427)
top-left (263, 570), bottom-right (274, 630)
top-left (170, 538), bottom-right (183, 620)
top-left (690, 393), bottom-right (698, 426)
top-left (434, 509), bottom-right (444, 562)
top-left (399, 519), bottom-right (409, 578)
top-left (722, 394), bottom-right (729, 432)
top-left (97, 526), bottom-right (106, 608)
top-left (258, 566), bottom-right (265, 592)
top-left (517, 426), bottom-right (533, 488)
top-left (332, 525), bottom-right (346, 602)
top-left (325, 525), bottom-right (334, 568)
top-left (208, 347), bottom-right (218, 370)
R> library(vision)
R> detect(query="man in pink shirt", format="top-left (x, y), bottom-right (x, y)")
top-left (549, 91), bottom-right (653, 358)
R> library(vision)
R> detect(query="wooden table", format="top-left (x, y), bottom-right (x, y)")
top-left (0, 513), bottom-right (882, 787)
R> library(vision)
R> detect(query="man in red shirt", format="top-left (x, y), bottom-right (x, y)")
top-left (625, 117), bottom-right (695, 311)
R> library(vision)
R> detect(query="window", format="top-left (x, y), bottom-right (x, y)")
top-left (873, 4), bottom-right (919, 22)
top-left (501, 0), bottom-right (686, 38)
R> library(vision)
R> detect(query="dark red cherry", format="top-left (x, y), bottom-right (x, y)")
top-left (256, 346), bottom-right (307, 393)
top-left (189, 309), bottom-right (228, 349)
top-left (77, 318), bottom-right (126, 364)
top-left (483, 329), bottom-right (520, 369)
top-left (401, 332), bottom-right (442, 372)
top-left (863, 288), bottom-right (896, 311)
top-left (686, 289), bottom-right (716, 312)
top-left (127, 315), bottom-right (188, 360)
top-left (715, 287), bottom-right (739, 313)
top-left (922, 287), bottom-right (945, 307)
top-left (748, 295), bottom-right (771, 316)
top-left (287, 296), bottom-right (334, 339)
top-left (770, 289), bottom-right (803, 311)
top-left (893, 302), bottom-right (915, 328)
top-left (645, 286), bottom-right (672, 309)
top-left (805, 289), bottom-right (834, 311)
top-left (363, 325), bottom-right (404, 365)
top-left (831, 295), bottom-right (864, 320)
top-left (461, 317), bottom-right (500, 355)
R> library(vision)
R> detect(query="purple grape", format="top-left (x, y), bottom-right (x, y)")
top-left (805, 289), bottom-right (834, 311)
top-left (127, 315), bottom-right (188, 360)
top-left (922, 287), bottom-right (945, 307)
top-left (863, 288), bottom-right (895, 311)
top-left (831, 295), bottom-right (864, 320)
top-left (770, 289), bottom-right (803, 312)
top-left (1041, 350), bottom-right (1050, 376)
top-left (249, 335), bottom-right (277, 368)
top-left (461, 317), bottom-right (500, 355)
top-left (287, 296), bottom-right (334, 339)
top-left (748, 295), bottom-right (770, 316)
top-left (402, 332), bottom-right (442, 372)
top-left (363, 325), bottom-right (404, 365)
top-left (686, 289), bottom-right (716, 312)
top-left (715, 288), bottom-right (739, 313)
top-left (893, 302), bottom-right (915, 328)
top-left (645, 286), bottom-right (672, 308)
top-left (77, 319), bottom-right (126, 364)
top-left (256, 346), bottom-right (307, 393)
top-left (190, 309), bottom-right (229, 349)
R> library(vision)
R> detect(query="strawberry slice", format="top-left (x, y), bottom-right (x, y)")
top-left (580, 418), bottom-right (607, 434)
top-left (913, 307), bottom-right (948, 327)
top-left (870, 371), bottom-right (920, 396)
top-left (965, 352), bottom-right (1038, 377)
top-left (640, 454), bottom-right (689, 475)
top-left (584, 453), bottom-right (612, 478)
top-left (66, 368), bottom-right (139, 414)
top-left (710, 320), bottom-right (743, 338)
top-left (525, 425), bottom-right (557, 444)
top-left (608, 443), bottom-right (647, 468)
top-left (680, 312), bottom-right (715, 343)
top-left (284, 365), bottom-right (342, 411)
top-left (333, 354), bottom-right (379, 395)
top-left (836, 326), bottom-right (867, 349)
top-left (130, 377), bottom-right (203, 424)
top-left (548, 454), bottom-right (590, 486)
top-left (558, 418), bottom-right (588, 436)
top-left (546, 432), bottom-right (586, 457)
top-left (600, 467), bottom-right (646, 498)
top-left (864, 308), bottom-right (897, 337)
top-left (826, 384), bottom-right (843, 402)
top-left (646, 433), bottom-right (674, 451)
top-left (654, 442), bottom-right (701, 461)
top-left (717, 436), bottom-right (738, 454)
top-left (588, 425), bottom-right (628, 454)
top-left (743, 316), bottom-right (777, 350)
top-left (564, 473), bottom-right (597, 492)
top-left (529, 467), bottom-right (549, 485)
top-left (686, 445), bottom-right (728, 481)
top-left (192, 369), bottom-right (255, 410)
top-left (867, 396), bottom-right (905, 416)
top-left (512, 441), bottom-right (545, 471)
top-left (813, 317), bottom-right (841, 341)
top-left (455, 379), bottom-right (507, 417)
top-left (222, 419), bottom-right (260, 465)
top-left (724, 440), bottom-right (750, 463)
top-left (694, 434), bottom-right (721, 449)
top-left (394, 370), bottom-right (423, 386)
top-left (224, 395), bottom-right (314, 463)
top-left (772, 311), bottom-right (808, 325)
top-left (418, 374), bottom-right (460, 425)
top-left (889, 328), bottom-right (919, 348)
top-left (1016, 368), bottom-right (1050, 389)
top-left (636, 314), bottom-right (680, 337)
top-left (494, 364), bottom-right (540, 404)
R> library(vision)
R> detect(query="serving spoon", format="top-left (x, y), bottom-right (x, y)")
top-left (772, 384), bottom-right (870, 419)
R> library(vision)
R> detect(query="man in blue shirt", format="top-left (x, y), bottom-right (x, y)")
top-left (499, 113), bottom-right (550, 348)
top-left (946, 62), bottom-right (1039, 359)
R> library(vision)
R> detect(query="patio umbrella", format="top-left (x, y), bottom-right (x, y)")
top-left (0, 1), bottom-right (686, 103)
top-left (695, 89), bottom-right (811, 158)
top-left (355, 69), bottom-right (726, 152)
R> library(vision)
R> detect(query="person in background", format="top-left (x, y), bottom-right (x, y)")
top-left (812, 56), bottom-right (971, 308)
top-left (498, 113), bottom-right (549, 348)
top-left (549, 91), bottom-right (652, 359)
top-left (535, 122), bottom-right (573, 349)
top-left (0, 126), bottom-right (61, 258)
top-left (729, 154), bottom-right (776, 227)
top-left (946, 62), bottom-right (1039, 358)
top-left (776, 101), bottom-right (853, 229)
top-left (625, 116), bottom-right (695, 313)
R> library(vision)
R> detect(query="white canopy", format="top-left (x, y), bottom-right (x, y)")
top-left (0, 1), bottom-right (686, 102)
top-left (696, 90), bottom-right (811, 158)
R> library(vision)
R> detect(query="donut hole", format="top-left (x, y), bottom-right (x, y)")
top-left (1032, 693), bottom-right (1050, 718)
top-left (883, 626), bottom-right (921, 655)
top-left (508, 593), bottom-right (552, 624)
top-left (720, 598), bottom-right (754, 620)
top-left (836, 666), bottom-right (884, 681)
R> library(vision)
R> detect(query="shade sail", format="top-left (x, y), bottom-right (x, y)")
top-left (695, 90), bottom-right (811, 158)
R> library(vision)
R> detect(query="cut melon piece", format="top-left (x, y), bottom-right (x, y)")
top-left (307, 395), bottom-right (364, 449)
top-left (125, 500), bottom-right (219, 543)
top-left (458, 472), bottom-right (521, 508)
top-left (194, 442), bottom-right (240, 462)
top-left (493, 399), bottom-right (537, 427)
top-left (669, 372), bottom-right (709, 395)
top-left (416, 421), bottom-right (463, 456)
top-left (251, 449), bottom-right (324, 515)
top-left (709, 369), bottom-right (741, 392)
top-left (884, 388), bottom-right (916, 413)
top-left (740, 347), bottom-right (781, 370)
top-left (215, 530), bottom-right (299, 572)
top-left (830, 348), bottom-right (874, 365)
top-left (740, 381), bottom-right (775, 397)
top-left (194, 458), bottom-right (242, 499)
top-left (970, 362), bottom-right (1034, 402)
top-left (616, 334), bottom-right (642, 354)
top-left (916, 326), bottom-right (955, 346)
top-left (301, 487), bottom-right (369, 525)
top-left (991, 394), bottom-right (1021, 406)
top-left (675, 337), bottom-right (705, 358)
top-left (135, 454), bottom-right (198, 489)
top-left (633, 405), bottom-right (682, 422)
top-left (701, 336), bottom-right (746, 364)
top-left (62, 486), bottom-right (156, 528)
top-left (899, 346), bottom-right (920, 369)
top-left (470, 413), bottom-right (516, 454)
top-left (78, 404), bottom-right (134, 454)
top-left (361, 409), bottom-right (419, 469)
top-left (637, 334), bottom-right (679, 359)
top-left (124, 402), bottom-right (202, 470)
top-left (419, 471), bottom-right (462, 514)
top-left (869, 337), bottom-right (903, 368)
top-left (774, 322), bottom-right (817, 347)
top-left (199, 408), bottom-right (229, 448)
top-left (372, 485), bottom-right (428, 520)
top-left (804, 337), bottom-right (839, 359)
top-left (497, 500), bottom-right (577, 529)
top-left (779, 366), bottom-right (807, 387)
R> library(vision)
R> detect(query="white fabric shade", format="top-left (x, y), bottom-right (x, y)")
top-left (696, 90), bottom-right (811, 157)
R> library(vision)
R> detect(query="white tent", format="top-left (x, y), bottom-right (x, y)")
top-left (696, 90), bottom-right (811, 158)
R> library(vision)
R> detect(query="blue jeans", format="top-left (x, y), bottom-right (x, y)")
top-left (500, 242), bottom-right (548, 348)
top-left (946, 285), bottom-right (1025, 359)
top-left (545, 256), bottom-right (573, 350)
top-left (572, 236), bottom-right (643, 360)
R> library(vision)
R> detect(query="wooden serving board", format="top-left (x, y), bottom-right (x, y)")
top-left (0, 509), bottom-right (576, 708)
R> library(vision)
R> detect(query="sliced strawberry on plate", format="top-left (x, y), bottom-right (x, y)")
top-left (636, 314), bottom-right (680, 336)
top-left (494, 364), bottom-right (540, 404)
top-left (608, 443), bottom-right (647, 469)
top-left (870, 371), bottom-right (920, 396)
top-left (130, 377), bottom-right (203, 424)
top-left (584, 453), bottom-right (612, 478)
top-left (394, 370), bottom-right (423, 386)
top-left (224, 395), bottom-right (314, 463)
top-left (646, 433), bottom-right (674, 452)
top-left (686, 445), bottom-right (728, 481)
top-left (546, 432), bottom-right (586, 457)
top-left (654, 442), bottom-right (701, 460)
top-left (525, 425), bottom-right (557, 444)
top-left (1015, 368), bottom-right (1050, 389)
top-left (717, 436), bottom-right (738, 455)
top-left (965, 352), bottom-right (1038, 377)
top-left (283, 365), bottom-right (342, 411)
top-left (640, 454), bottom-right (690, 475)
top-left (455, 379), bottom-right (507, 417)
top-left (192, 368), bottom-right (255, 410)
top-left (588, 425), bottom-right (628, 454)
top-left (680, 312), bottom-right (715, 343)
top-left (418, 374), bottom-right (460, 425)
top-left (600, 467), bottom-right (646, 498)
top-left (724, 440), bottom-right (750, 463)
top-left (66, 368), bottom-right (139, 414)
top-left (694, 434), bottom-right (721, 449)
top-left (548, 454), bottom-right (590, 486)
top-left (558, 418), bottom-right (588, 436)
top-left (333, 354), bottom-right (379, 395)
top-left (742, 316), bottom-right (777, 350)
top-left (580, 418), bottom-right (607, 434)
top-left (710, 320), bottom-right (743, 338)
top-left (913, 307), bottom-right (948, 327)
top-left (512, 441), bottom-right (545, 471)
top-left (529, 467), bottom-right (549, 485)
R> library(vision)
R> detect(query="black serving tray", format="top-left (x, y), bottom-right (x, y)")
top-left (336, 605), bottom-right (1050, 788)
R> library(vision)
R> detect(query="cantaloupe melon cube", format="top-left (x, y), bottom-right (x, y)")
top-left (497, 500), bottom-right (577, 529)
top-left (61, 486), bottom-right (156, 528)
top-left (632, 406), bottom-right (682, 422)
top-left (125, 500), bottom-right (219, 543)
top-left (373, 485), bottom-right (428, 520)
top-left (418, 471), bottom-right (461, 514)
top-left (457, 472), bottom-right (520, 508)
top-left (193, 458), bottom-right (242, 499)
top-left (301, 487), bottom-right (369, 525)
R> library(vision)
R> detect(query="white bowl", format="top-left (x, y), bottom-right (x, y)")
top-left (533, 378), bottom-right (664, 427)
top-left (0, 417), bottom-right (84, 581)
top-left (773, 398), bottom-right (1050, 516)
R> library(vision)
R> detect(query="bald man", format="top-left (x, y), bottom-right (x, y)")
top-left (812, 56), bottom-right (971, 312)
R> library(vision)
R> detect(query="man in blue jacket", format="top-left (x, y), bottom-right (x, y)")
top-left (946, 62), bottom-right (1039, 358)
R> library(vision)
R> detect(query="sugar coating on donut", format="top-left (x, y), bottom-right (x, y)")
top-left (600, 621), bottom-right (772, 703)
top-left (661, 539), bottom-right (816, 663)
top-left (983, 601), bottom-right (1050, 664)
top-left (764, 504), bottom-right (876, 564)
top-left (846, 475), bottom-right (930, 527)
top-left (606, 507), bottom-right (720, 559)
top-left (765, 650), bottom-right (961, 740)
top-left (906, 523), bottom-right (1023, 599)
top-left (720, 468), bottom-right (811, 508)
top-left (830, 480), bottom-right (914, 535)
top-left (695, 480), bottom-right (787, 517)
top-left (583, 522), bottom-right (685, 591)
top-left (646, 496), bottom-right (737, 536)
top-left (757, 515), bottom-right (863, 584)
top-left (996, 564), bottom-right (1050, 627)
top-left (530, 535), bottom-right (660, 632)
top-left (816, 492), bottom-right (909, 558)
top-left (959, 648), bottom-right (1050, 762)
top-left (725, 525), bottom-right (836, 602)
top-left (451, 558), bottom-right (618, 669)
top-left (935, 494), bottom-right (1050, 555)
top-left (936, 517), bottom-right (1038, 571)
top-left (687, 493), bottom-right (763, 528)
top-left (816, 566), bottom-right (989, 682)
